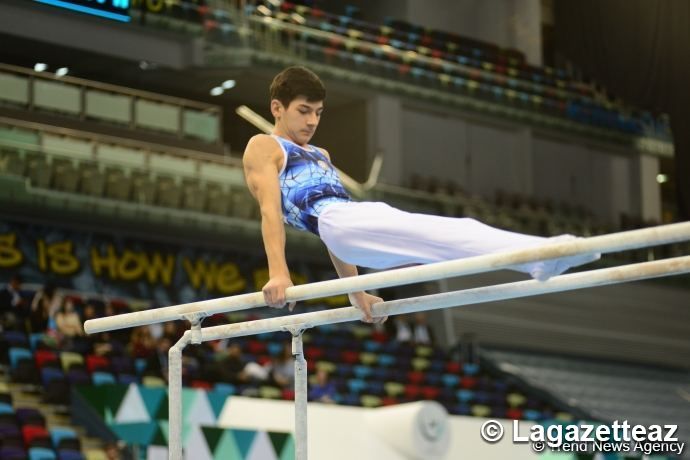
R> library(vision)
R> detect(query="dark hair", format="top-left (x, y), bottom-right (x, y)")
top-left (44, 281), bottom-right (57, 298)
top-left (270, 66), bottom-right (325, 108)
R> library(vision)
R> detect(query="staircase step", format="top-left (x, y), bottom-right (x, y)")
top-left (2, 366), bottom-right (109, 455)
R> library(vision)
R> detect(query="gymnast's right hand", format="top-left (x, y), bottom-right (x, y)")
top-left (262, 274), bottom-right (297, 311)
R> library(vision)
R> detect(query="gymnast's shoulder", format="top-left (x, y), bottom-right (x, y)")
top-left (243, 134), bottom-right (282, 161)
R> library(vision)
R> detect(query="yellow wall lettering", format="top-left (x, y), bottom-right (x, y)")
top-left (183, 258), bottom-right (220, 291)
top-left (144, 252), bottom-right (176, 286)
top-left (117, 250), bottom-right (146, 281)
top-left (36, 240), bottom-right (80, 275)
top-left (92, 246), bottom-right (176, 286)
top-left (183, 258), bottom-right (249, 294)
top-left (0, 233), bottom-right (23, 268)
top-left (90, 245), bottom-right (119, 279)
top-left (216, 263), bottom-right (247, 294)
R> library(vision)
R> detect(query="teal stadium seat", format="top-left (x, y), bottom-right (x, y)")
top-left (28, 447), bottom-right (56, 460)
top-left (9, 347), bottom-right (32, 370)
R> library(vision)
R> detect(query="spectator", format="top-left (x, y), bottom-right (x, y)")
top-left (82, 302), bottom-right (98, 323)
top-left (144, 337), bottom-right (171, 381)
top-left (411, 312), bottom-right (434, 345)
top-left (0, 274), bottom-right (28, 330)
top-left (30, 281), bottom-right (63, 332)
top-left (55, 298), bottom-right (84, 338)
top-left (267, 343), bottom-right (295, 388)
top-left (92, 331), bottom-right (125, 357)
top-left (104, 302), bottom-right (130, 346)
top-left (104, 441), bottom-right (124, 460)
top-left (387, 313), bottom-right (434, 345)
top-left (162, 321), bottom-right (183, 343)
top-left (388, 314), bottom-right (413, 343)
top-left (128, 326), bottom-right (155, 359)
top-left (205, 342), bottom-right (257, 385)
top-left (55, 298), bottom-right (90, 352)
top-left (309, 368), bottom-right (336, 403)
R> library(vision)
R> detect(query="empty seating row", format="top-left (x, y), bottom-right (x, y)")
top-left (0, 125), bottom-right (257, 220)
top-left (0, 65), bottom-right (220, 145)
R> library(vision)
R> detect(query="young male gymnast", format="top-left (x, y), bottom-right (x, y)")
top-left (243, 66), bottom-right (599, 322)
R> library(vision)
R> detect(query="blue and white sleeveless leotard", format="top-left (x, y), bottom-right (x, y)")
top-left (273, 135), bottom-right (351, 235)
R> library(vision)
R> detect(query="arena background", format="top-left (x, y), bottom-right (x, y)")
top-left (0, 1), bottom-right (689, 459)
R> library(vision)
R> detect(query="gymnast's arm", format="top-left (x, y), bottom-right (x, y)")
top-left (243, 134), bottom-right (296, 311)
top-left (316, 148), bottom-right (385, 323)
top-left (327, 250), bottom-right (384, 324)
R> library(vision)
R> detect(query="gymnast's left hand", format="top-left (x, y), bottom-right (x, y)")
top-left (349, 292), bottom-right (386, 324)
top-left (262, 274), bottom-right (296, 311)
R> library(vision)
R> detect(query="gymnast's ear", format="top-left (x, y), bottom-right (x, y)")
top-left (270, 99), bottom-right (285, 119)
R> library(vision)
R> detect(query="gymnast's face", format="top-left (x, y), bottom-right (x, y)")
top-left (271, 96), bottom-right (324, 146)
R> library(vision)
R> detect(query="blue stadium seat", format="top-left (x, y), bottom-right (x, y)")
top-left (0, 402), bottom-right (14, 414)
top-left (28, 447), bottom-right (56, 460)
top-left (370, 367), bottom-right (392, 382)
top-left (41, 368), bottom-right (65, 385)
top-left (362, 340), bottom-right (381, 353)
top-left (376, 354), bottom-right (396, 367)
top-left (352, 365), bottom-right (372, 379)
top-left (57, 450), bottom-right (84, 460)
top-left (9, 347), bottom-right (32, 369)
top-left (91, 372), bottom-right (116, 386)
top-left (462, 363), bottom-right (480, 376)
top-left (441, 374), bottom-right (460, 388)
top-left (4, 332), bottom-right (29, 348)
top-left (266, 342), bottom-right (283, 356)
top-left (1, 447), bottom-right (28, 459)
top-left (134, 358), bottom-right (147, 375)
top-left (457, 389), bottom-right (475, 403)
top-left (49, 427), bottom-right (77, 449)
top-left (117, 374), bottom-right (138, 385)
top-left (366, 381), bottom-right (385, 397)
top-left (347, 379), bottom-right (367, 394)
top-left (522, 409), bottom-right (542, 421)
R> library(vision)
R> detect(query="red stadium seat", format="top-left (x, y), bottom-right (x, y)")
top-left (381, 396), bottom-right (399, 406)
top-left (460, 377), bottom-right (478, 389)
top-left (445, 362), bottom-right (461, 374)
top-left (22, 425), bottom-right (49, 447)
top-left (245, 340), bottom-right (267, 355)
top-left (403, 384), bottom-right (421, 399)
top-left (86, 355), bottom-right (110, 374)
top-left (304, 348), bottom-right (324, 360)
top-left (34, 350), bottom-right (58, 370)
top-left (340, 351), bottom-right (360, 364)
top-left (406, 371), bottom-right (425, 384)
top-left (421, 386), bottom-right (441, 400)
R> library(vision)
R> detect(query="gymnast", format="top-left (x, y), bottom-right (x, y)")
top-left (243, 66), bottom-right (599, 322)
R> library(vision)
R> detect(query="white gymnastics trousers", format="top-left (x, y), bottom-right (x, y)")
top-left (317, 201), bottom-right (599, 280)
